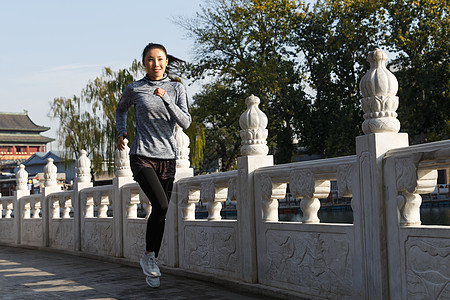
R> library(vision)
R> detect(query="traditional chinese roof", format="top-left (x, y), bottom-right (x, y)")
top-left (0, 112), bottom-right (54, 146)
top-left (0, 112), bottom-right (50, 132)
top-left (0, 133), bottom-right (54, 145)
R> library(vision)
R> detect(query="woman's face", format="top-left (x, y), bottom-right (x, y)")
top-left (143, 48), bottom-right (168, 80)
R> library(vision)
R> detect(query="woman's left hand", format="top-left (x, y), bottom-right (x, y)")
top-left (154, 88), bottom-right (165, 97)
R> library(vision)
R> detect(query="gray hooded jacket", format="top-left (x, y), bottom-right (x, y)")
top-left (115, 75), bottom-right (191, 160)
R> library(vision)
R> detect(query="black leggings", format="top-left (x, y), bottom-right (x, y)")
top-left (135, 167), bottom-right (174, 257)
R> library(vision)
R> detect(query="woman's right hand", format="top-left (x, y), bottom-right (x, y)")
top-left (117, 132), bottom-right (127, 150)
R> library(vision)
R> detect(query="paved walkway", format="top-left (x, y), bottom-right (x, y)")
top-left (0, 246), bottom-right (278, 300)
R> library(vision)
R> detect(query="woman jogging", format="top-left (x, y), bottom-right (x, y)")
top-left (115, 42), bottom-right (191, 288)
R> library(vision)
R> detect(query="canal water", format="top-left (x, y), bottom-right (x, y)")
top-left (279, 206), bottom-right (450, 225)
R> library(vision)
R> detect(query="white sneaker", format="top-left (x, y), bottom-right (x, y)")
top-left (146, 275), bottom-right (160, 288)
top-left (140, 252), bottom-right (161, 277)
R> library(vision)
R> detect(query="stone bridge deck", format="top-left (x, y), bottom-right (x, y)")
top-left (0, 245), bottom-right (280, 300)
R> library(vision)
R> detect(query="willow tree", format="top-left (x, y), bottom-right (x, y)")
top-left (49, 95), bottom-right (104, 171)
top-left (49, 61), bottom-right (143, 175)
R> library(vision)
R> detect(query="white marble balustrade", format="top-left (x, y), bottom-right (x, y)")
top-left (47, 191), bottom-right (75, 250)
top-left (79, 186), bottom-right (115, 257)
top-left (19, 194), bottom-right (44, 247)
top-left (178, 170), bottom-right (238, 221)
top-left (121, 182), bottom-right (149, 262)
top-left (0, 49), bottom-right (449, 300)
top-left (253, 155), bottom-right (356, 298)
top-left (176, 170), bottom-right (239, 279)
top-left (0, 196), bottom-right (16, 244)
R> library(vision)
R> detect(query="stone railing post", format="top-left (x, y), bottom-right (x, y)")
top-left (395, 159), bottom-right (438, 226)
top-left (43, 158), bottom-right (58, 190)
top-left (73, 150), bottom-right (93, 251)
top-left (14, 164), bottom-right (30, 244)
top-left (42, 158), bottom-right (61, 247)
top-left (114, 139), bottom-right (134, 258)
top-left (353, 49), bottom-right (409, 299)
top-left (165, 125), bottom-right (193, 268)
top-left (200, 181), bottom-right (227, 221)
top-left (260, 175), bottom-right (286, 222)
top-left (237, 94), bottom-right (273, 283)
top-left (176, 124), bottom-right (190, 169)
top-left (179, 186), bottom-right (200, 221)
top-left (289, 169), bottom-right (330, 223)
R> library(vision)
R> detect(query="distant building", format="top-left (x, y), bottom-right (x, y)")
top-left (17, 151), bottom-right (76, 179)
top-left (0, 112), bottom-right (54, 171)
top-left (0, 151), bottom-right (76, 196)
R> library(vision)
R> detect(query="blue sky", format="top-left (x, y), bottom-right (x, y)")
top-left (0, 0), bottom-right (204, 149)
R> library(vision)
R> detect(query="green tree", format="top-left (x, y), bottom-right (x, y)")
top-left (291, 0), bottom-right (384, 158)
top-left (179, 0), bottom-right (309, 168)
top-left (189, 81), bottom-right (243, 171)
top-left (384, 0), bottom-right (449, 143)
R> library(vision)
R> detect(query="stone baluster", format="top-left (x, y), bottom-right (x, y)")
top-left (44, 158), bottom-right (58, 188)
top-left (180, 184), bottom-right (200, 221)
top-left (85, 195), bottom-right (94, 218)
top-left (176, 124), bottom-right (191, 169)
top-left (61, 197), bottom-right (72, 219)
top-left (115, 138), bottom-right (133, 178)
top-left (289, 169), bottom-right (330, 224)
top-left (360, 48), bottom-right (400, 134)
top-left (51, 197), bottom-right (60, 219)
top-left (23, 200), bottom-right (31, 219)
top-left (32, 199), bottom-right (41, 219)
top-left (76, 150), bottom-right (91, 183)
top-left (239, 94), bottom-right (269, 156)
top-left (16, 164), bottom-right (28, 191)
top-left (5, 201), bottom-right (13, 218)
top-left (127, 191), bottom-right (140, 218)
top-left (260, 175), bottom-right (286, 222)
top-left (98, 194), bottom-right (110, 218)
top-left (395, 158), bottom-right (438, 226)
top-left (200, 181), bottom-right (227, 221)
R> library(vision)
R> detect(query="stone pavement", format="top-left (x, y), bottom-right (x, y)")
top-left (0, 245), bottom-right (280, 300)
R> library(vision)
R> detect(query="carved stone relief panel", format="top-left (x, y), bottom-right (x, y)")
top-left (262, 230), bottom-right (353, 299)
top-left (405, 237), bottom-right (450, 299)
top-left (50, 220), bottom-right (74, 249)
top-left (183, 225), bottom-right (237, 276)
top-left (123, 220), bottom-right (146, 261)
top-left (0, 220), bottom-right (14, 243)
top-left (81, 221), bottom-right (114, 256)
top-left (21, 220), bottom-right (43, 246)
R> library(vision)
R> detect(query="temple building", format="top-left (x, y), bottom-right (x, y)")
top-left (0, 112), bottom-right (54, 169)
